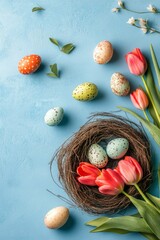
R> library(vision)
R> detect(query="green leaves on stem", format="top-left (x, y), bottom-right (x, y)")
top-left (118, 106), bottom-right (160, 145)
top-left (49, 37), bottom-right (75, 54)
top-left (47, 64), bottom-right (59, 78)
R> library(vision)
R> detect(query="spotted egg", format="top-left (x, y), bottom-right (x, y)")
top-left (110, 73), bottom-right (130, 96)
top-left (93, 40), bottom-right (113, 64)
top-left (72, 82), bottom-right (98, 101)
top-left (88, 143), bottom-right (108, 168)
top-left (44, 107), bottom-right (64, 126)
top-left (106, 138), bottom-right (129, 160)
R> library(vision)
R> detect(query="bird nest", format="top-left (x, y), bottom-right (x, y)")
top-left (51, 112), bottom-right (152, 214)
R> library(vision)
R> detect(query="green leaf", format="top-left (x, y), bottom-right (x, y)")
top-left (47, 64), bottom-right (59, 78)
top-left (118, 107), bottom-right (160, 145)
top-left (141, 233), bottom-right (159, 240)
top-left (148, 103), bottom-right (159, 127)
top-left (128, 195), bottom-right (160, 239)
top-left (150, 44), bottom-right (160, 86)
top-left (61, 43), bottom-right (75, 54)
top-left (47, 73), bottom-right (59, 78)
top-left (146, 66), bottom-right (160, 116)
top-left (89, 216), bottom-right (153, 234)
top-left (32, 7), bottom-right (45, 12)
top-left (159, 166), bottom-right (160, 196)
top-left (49, 38), bottom-right (60, 47)
top-left (146, 193), bottom-right (160, 209)
top-left (86, 217), bottom-right (108, 227)
top-left (50, 64), bottom-right (58, 75)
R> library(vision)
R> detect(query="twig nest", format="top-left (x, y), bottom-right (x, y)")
top-left (52, 112), bottom-right (151, 214)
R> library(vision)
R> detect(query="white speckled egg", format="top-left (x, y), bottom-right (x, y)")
top-left (88, 143), bottom-right (108, 168)
top-left (44, 107), bottom-right (64, 126)
top-left (106, 138), bottom-right (129, 160)
top-left (93, 40), bottom-right (113, 64)
top-left (72, 82), bottom-right (98, 101)
top-left (110, 73), bottom-right (130, 96)
top-left (44, 206), bottom-right (69, 229)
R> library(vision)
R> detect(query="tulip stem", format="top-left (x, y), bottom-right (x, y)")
top-left (134, 184), bottom-right (160, 213)
top-left (141, 76), bottom-right (160, 124)
top-left (122, 188), bottom-right (160, 214)
top-left (143, 110), bottom-right (150, 122)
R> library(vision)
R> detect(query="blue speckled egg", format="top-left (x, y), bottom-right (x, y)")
top-left (88, 143), bottom-right (108, 168)
top-left (44, 107), bottom-right (64, 126)
top-left (106, 138), bottom-right (129, 160)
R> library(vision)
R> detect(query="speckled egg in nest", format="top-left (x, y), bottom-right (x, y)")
top-left (50, 112), bottom-right (152, 214)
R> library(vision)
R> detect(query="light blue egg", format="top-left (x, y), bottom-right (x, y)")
top-left (106, 138), bottom-right (129, 160)
top-left (44, 107), bottom-right (64, 126)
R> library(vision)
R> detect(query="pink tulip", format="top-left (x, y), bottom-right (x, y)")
top-left (115, 156), bottom-right (143, 185)
top-left (95, 169), bottom-right (124, 195)
top-left (130, 88), bottom-right (149, 110)
top-left (76, 162), bottom-right (101, 186)
top-left (125, 48), bottom-right (147, 76)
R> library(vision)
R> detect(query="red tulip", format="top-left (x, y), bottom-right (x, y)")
top-left (95, 169), bottom-right (124, 195)
top-left (115, 156), bottom-right (143, 185)
top-left (125, 48), bottom-right (147, 76)
top-left (130, 88), bottom-right (149, 110)
top-left (76, 162), bottom-right (101, 186)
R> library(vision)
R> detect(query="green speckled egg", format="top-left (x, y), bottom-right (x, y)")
top-left (72, 82), bottom-right (98, 101)
top-left (110, 73), bottom-right (130, 96)
top-left (88, 143), bottom-right (108, 168)
top-left (44, 107), bottom-right (64, 126)
top-left (106, 138), bottom-right (129, 160)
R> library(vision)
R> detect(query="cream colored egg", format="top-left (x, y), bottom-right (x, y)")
top-left (93, 40), bottom-right (113, 64)
top-left (44, 206), bottom-right (69, 229)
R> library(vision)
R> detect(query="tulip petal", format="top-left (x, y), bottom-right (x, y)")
top-left (98, 185), bottom-right (122, 196)
top-left (126, 54), bottom-right (145, 76)
top-left (130, 92), bottom-right (141, 109)
top-left (77, 175), bottom-right (97, 186)
top-left (77, 162), bottom-right (101, 177)
top-left (124, 156), bottom-right (143, 181)
top-left (117, 161), bottom-right (137, 184)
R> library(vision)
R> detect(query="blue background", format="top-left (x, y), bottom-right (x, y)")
top-left (0, 0), bottom-right (160, 239)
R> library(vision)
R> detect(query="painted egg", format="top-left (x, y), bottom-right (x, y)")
top-left (44, 206), bottom-right (69, 229)
top-left (88, 143), bottom-right (108, 168)
top-left (106, 138), bottom-right (129, 160)
top-left (18, 54), bottom-right (41, 74)
top-left (72, 82), bottom-right (98, 101)
top-left (44, 107), bottom-right (64, 126)
top-left (110, 73), bottom-right (130, 96)
top-left (93, 40), bottom-right (113, 64)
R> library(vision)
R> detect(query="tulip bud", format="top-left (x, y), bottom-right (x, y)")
top-left (95, 169), bottom-right (124, 195)
top-left (130, 88), bottom-right (149, 110)
top-left (76, 162), bottom-right (101, 186)
top-left (125, 48), bottom-right (147, 76)
top-left (115, 156), bottom-right (143, 185)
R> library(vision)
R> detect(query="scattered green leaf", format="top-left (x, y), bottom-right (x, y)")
top-left (86, 217), bottom-right (109, 227)
top-left (61, 43), bottom-right (75, 54)
top-left (47, 64), bottom-right (59, 78)
top-left (32, 7), bottom-right (45, 12)
top-left (118, 107), bottom-right (160, 145)
top-left (150, 44), bottom-right (160, 86)
top-left (49, 38), bottom-right (60, 47)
